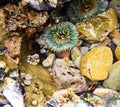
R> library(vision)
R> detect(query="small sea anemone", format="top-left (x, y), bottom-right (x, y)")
top-left (66, 0), bottom-right (108, 24)
top-left (43, 22), bottom-right (78, 52)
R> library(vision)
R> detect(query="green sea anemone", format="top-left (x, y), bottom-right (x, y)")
top-left (66, 0), bottom-right (108, 24)
top-left (43, 22), bottom-right (78, 52)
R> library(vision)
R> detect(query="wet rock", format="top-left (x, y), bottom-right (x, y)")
top-left (42, 54), bottom-right (56, 68)
top-left (112, 37), bottom-right (120, 45)
top-left (103, 60), bottom-right (120, 90)
top-left (51, 60), bottom-right (87, 93)
top-left (76, 8), bottom-right (117, 43)
top-left (109, 29), bottom-right (120, 39)
top-left (93, 88), bottom-right (120, 99)
top-left (71, 47), bottom-right (81, 61)
top-left (73, 56), bottom-right (81, 69)
top-left (9, 68), bottom-right (19, 79)
top-left (53, 58), bottom-right (74, 67)
top-left (71, 47), bottom-right (82, 69)
top-left (80, 46), bottom-right (113, 81)
top-left (4, 36), bottom-right (22, 64)
top-left (80, 46), bottom-right (89, 55)
top-left (115, 43), bottom-right (120, 60)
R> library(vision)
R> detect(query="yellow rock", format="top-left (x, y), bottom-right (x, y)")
top-left (103, 60), bottom-right (120, 90)
top-left (76, 8), bottom-right (117, 43)
top-left (115, 43), bottom-right (120, 60)
top-left (80, 46), bottom-right (113, 81)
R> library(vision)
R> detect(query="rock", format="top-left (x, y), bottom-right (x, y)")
top-left (109, 29), bottom-right (120, 39)
top-left (73, 56), bottom-right (81, 69)
top-left (80, 46), bottom-right (89, 55)
top-left (112, 38), bottom-right (120, 45)
top-left (53, 58), bottom-right (75, 67)
top-left (80, 46), bottom-right (113, 81)
top-left (115, 43), bottom-right (120, 60)
top-left (93, 88), bottom-right (120, 99)
top-left (89, 43), bottom-right (101, 50)
top-left (51, 60), bottom-right (87, 93)
top-left (4, 36), bottom-right (22, 64)
top-left (76, 8), bottom-right (117, 43)
top-left (93, 88), bottom-right (120, 107)
top-left (103, 60), bottom-right (120, 90)
top-left (101, 38), bottom-right (111, 46)
top-left (42, 54), bottom-right (56, 67)
top-left (71, 47), bottom-right (81, 61)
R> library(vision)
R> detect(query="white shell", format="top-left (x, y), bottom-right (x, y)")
top-left (3, 77), bottom-right (25, 107)
top-left (42, 54), bottom-right (56, 67)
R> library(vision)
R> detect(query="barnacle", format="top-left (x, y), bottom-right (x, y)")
top-left (43, 22), bottom-right (79, 52)
top-left (66, 0), bottom-right (108, 24)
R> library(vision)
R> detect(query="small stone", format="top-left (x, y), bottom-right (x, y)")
top-left (32, 100), bottom-right (37, 106)
top-left (42, 54), bottom-right (55, 67)
top-left (71, 47), bottom-right (81, 61)
top-left (89, 43), bottom-right (101, 50)
top-left (3, 104), bottom-right (12, 107)
top-left (73, 56), bottom-right (81, 69)
top-left (80, 46), bottom-right (113, 81)
top-left (24, 79), bottom-right (32, 85)
top-left (52, 64), bottom-right (87, 93)
top-left (112, 38), bottom-right (120, 45)
top-left (40, 48), bottom-right (46, 54)
top-left (80, 46), bottom-right (89, 55)
top-left (53, 58), bottom-right (74, 67)
top-left (103, 60), bottom-right (120, 90)
top-left (101, 38), bottom-right (111, 46)
top-left (25, 73), bottom-right (32, 80)
top-left (20, 73), bottom-right (26, 79)
top-left (109, 29), bottom-right (120, 39)
top-left (115, 43), bottom-right (120, 60)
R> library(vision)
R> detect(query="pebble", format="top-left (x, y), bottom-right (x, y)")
top-left (112, 38), bottom-right (120, 45)
top-left (42, 54), bottom-right (55, 67)
top-left (52, 63), bottom-right (87, 93)
top-left (89, 43), bottom-right (100, 50)
top-left (80, 46), bottom-right (113, 81)
top-left (103, 60), bottom-right (120, 90)
top-left (71, 47), bottom-right (81, 61)
top-left (3, 104), bottom-right (12, 107)
top-left (73, 56), bottom-right (81, 69)
top-left (109, 29), bottom-right (120, 39)
top-left (115, 43), bottom-right (120, 60)
top-left (80, 46), bottom-right (89, 55)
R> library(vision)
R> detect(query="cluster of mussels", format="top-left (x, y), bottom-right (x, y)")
top-left (0, 0), bottom-right (120, 107)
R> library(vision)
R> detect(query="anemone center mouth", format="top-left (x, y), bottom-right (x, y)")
top-left (82, 3), bottom-right (92, 12)
top-left (56, 29), bottom-right (70, 40)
